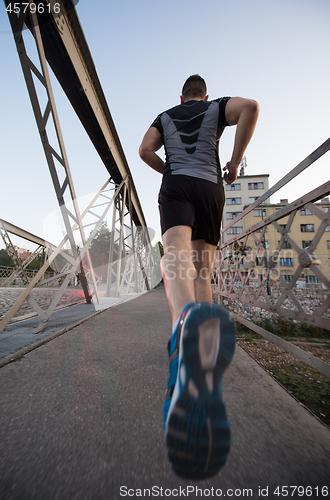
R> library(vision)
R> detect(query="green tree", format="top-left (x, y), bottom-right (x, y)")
top-left (29, 256), bottom-right (41, 270)
top-left (152, 241), bottom-right (163, 266)
top-left (0, 249), bottom-right (15, 267)
top-left (89, 221), bottom-right (111, 269)
top-left (28, 252), bottom-right (54, 273)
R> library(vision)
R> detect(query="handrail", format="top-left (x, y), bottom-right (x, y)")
top-left (213, 141), bottom-right (330, 377)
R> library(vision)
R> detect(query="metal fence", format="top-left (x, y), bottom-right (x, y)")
top-left (212, 139), bottom-right (330, 378)
top-left (0, 266), bottom-right (58, 286)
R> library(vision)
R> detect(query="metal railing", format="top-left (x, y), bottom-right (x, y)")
top-left (0, 266), bottom-right (58, 286)
top-left (212, 139), bottom-right (330, 378)
top-left (1, 1), bottom-right (158, 333)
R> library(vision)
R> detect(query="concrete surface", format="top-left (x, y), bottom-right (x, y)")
top-left (0, 287), bottom-right (329, 500)
top-left (0, 292), bottom-right (140, 365)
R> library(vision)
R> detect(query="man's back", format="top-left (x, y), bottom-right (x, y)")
top-left (151, 98), bottom-right (230, 184)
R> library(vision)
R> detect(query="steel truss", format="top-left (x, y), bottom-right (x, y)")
top-left (213, 139), bottom-right (330, 377)
top-left (2, 1), bottom-right (155, 333)
top-left (0, 220), bottom-right (44, 287)
top-left (0, 219), bottom-right (67, 286)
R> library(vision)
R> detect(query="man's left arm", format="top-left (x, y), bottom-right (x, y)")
top-left (139, 127), bottom-right (165, 174)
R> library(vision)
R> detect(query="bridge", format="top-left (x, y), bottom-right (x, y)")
top-left (0, 1), bottom-right (329, 498)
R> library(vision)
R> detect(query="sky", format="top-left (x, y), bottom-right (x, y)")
top-left (0, 0), bottom-right (329, 252)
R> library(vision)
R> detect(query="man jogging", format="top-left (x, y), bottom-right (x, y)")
top-left (139, 75), bottom-right (259, 479)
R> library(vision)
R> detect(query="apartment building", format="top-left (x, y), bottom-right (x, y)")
top-left (243, 197), bottom-right (330, 287)
top-left (222, 160), bottom-right (269, 243)
top-left (13, 246), bottom-right (32, 262)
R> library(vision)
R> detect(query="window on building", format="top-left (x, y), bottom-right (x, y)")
top-left (302, 240), bottom-right (312, 248)
top-left (253, 209), bottom-right (267, 217)
top-left (306, 275), bottom-right (320, 284)
top-left (225, 183), bottom-right (241, 191)
top-left (280, 258), bottom-right (293, 266)
top-left (279, 240), bottom-right (292, 249)
top-left (299, 208), bottom-right (313, 215)
top-left (256, 257), bottom-right (263, 266)
top-left (326, 226), bottom-right (330, 232)
top-left (227, 227), bottom-right (243, 234)
top-left (264, 241), bottom-right (269, 249)
top-left (327, 241), bottom-right (330, 249)
top-left (283, 275), bottom-right (293, 283)
top-left (322, 207), bottom-right (330, 213)
top-left (226, 212), bottom-right (241, 219)
top-left (249, 197), bottom-right (259, 203)
top-left (248, 182), bottom-right (264, 190)
top-left (226, 198), bottom-right (242, 205)
top-left (301, 224), bottom-right (314, 232)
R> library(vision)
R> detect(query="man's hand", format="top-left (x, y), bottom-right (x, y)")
top-left (223, 161), bottom-right (239, 184)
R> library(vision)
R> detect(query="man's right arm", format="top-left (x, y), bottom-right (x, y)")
top-left (223, 97), bottom-right (259, 184)
top-left (139, 127), bottom-right (165, 174)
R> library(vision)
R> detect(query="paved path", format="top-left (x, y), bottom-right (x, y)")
top-left (0, 288), bottom-right (329, 500)
top-left (0, 292), bottom-right (140, 365)
top-left (0, 286), bottom-right (90, 319)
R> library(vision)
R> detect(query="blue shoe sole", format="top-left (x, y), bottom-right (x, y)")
top-left (165, 303), bottom-right (236, 479)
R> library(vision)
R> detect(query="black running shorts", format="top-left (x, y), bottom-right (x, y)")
top-left (158, 175), bottom-right (225, 246)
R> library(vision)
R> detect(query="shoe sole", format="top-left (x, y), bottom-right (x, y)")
top-left (165, 303), bottom-right (236, 479)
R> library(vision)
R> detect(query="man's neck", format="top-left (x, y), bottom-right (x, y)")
top-left (181, 95), bottom-right (208, 104)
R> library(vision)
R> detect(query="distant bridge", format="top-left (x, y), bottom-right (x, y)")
top-left (2, 0), bottom-right (159, 333)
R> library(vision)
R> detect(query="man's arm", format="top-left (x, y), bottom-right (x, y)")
top-left (139, 127), bottom-right (165, 174)
top-left (223, 97), bottom-right (259, 184)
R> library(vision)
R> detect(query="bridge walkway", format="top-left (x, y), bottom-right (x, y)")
top-left (0, 287), bottom-right (329, 500)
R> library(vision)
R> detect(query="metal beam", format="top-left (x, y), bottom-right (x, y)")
top-left (3, 0), bottom-right (156, 333)
top-left (20, 0), bottom-right (148, 231)
top-left (0, 219), bottom-right (51, 248)
top-left (231, 313), bottom-right (330, 378)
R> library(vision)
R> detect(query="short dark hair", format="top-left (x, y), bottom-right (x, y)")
top-left (182, 75), bottom-right (207, 100)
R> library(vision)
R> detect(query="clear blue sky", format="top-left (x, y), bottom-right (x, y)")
top-left (0, 0), bottom-right (329, 251)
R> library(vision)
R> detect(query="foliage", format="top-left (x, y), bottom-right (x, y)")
top-left (27, 253), bottom-right (54, 273)
top-left (88, 221), bottom-right (111, 269)
top-left (157, 241), bottom-right (164, 257)
top-left (152, 241), bottom-right (163, 266)
top-left (29, 256), bottom-right (41, 270)
top-left (237, 316), bottom-right (330, 341)
top-left (0, 249), bottom-right (15, 267)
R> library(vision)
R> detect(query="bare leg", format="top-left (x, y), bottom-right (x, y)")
top-left (191, 239), bottom-right (216, 303)
top-left (161, 225), bottom-right (196, 326)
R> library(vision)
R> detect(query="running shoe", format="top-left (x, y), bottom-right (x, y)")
top-left (164, 302), bottom-right (236, 479)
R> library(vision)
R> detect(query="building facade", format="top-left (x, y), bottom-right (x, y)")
top-left (13, 246), bottom-right (32, 262)
top-left (222, 165), bottom-right (270, 243)
top-left (243, 197), bottom-right (330, 287)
